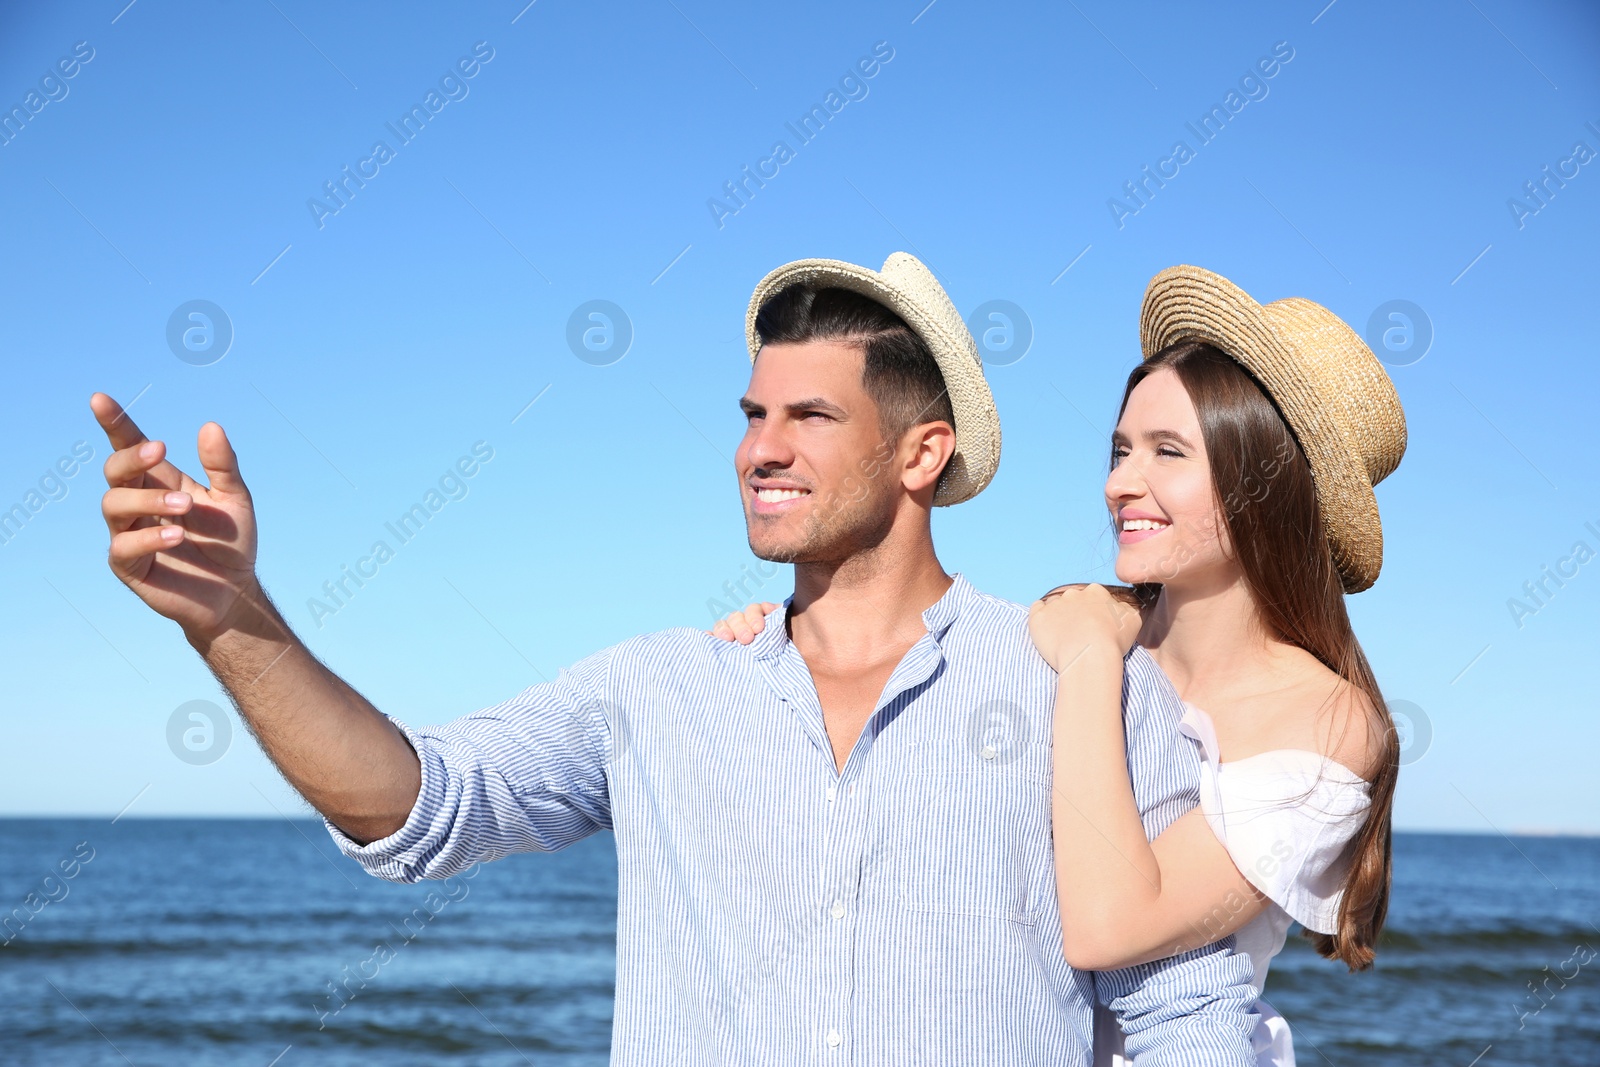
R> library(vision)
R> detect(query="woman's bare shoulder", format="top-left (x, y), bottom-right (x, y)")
top-left (1276, 651), bottom-right (1386, 781)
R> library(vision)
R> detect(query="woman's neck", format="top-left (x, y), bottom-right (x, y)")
top-left (1138, 571), bottom-right (1278, 705)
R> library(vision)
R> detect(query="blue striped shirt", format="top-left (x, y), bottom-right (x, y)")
top-left (325, 574), bottom-right (1257, 1065)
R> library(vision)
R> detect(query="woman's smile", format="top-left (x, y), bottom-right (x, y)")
top-left (1117, 510), bottom-right (1172, 544)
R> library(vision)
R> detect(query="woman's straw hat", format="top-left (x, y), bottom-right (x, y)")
top-left (1139, 265), bottom-right (1406, 593)
top-left (745, 251), bottom-right (1001, 506)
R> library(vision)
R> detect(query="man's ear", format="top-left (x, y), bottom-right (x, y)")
top-left (901, 420), bottom-right (956, 497)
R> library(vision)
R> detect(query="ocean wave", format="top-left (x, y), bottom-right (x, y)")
top-left (1375, 922), bottom-right (1600, 952)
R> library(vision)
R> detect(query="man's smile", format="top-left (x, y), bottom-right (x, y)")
top-left (750, 482), bottom-right (812, 514)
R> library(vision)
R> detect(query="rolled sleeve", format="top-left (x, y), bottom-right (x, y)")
top-left (322, 649), bottom-right (618, 883)
top-left (1095, 943), bottom-right (1259, 1066)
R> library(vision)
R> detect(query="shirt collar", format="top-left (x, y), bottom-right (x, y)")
top-left (750, 572), bottom-right (973, 662)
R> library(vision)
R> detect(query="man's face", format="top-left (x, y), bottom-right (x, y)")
top-left (736, 340), bottom-right (901, 564)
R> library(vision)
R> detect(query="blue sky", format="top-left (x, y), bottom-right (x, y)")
top-left (0, 0), bottom-right (1595, 834)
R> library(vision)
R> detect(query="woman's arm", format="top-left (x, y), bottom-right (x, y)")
top-left (717, 590), bottom-right (1265, 967)
top-left (1030, 585), bottom-right (1268, 971)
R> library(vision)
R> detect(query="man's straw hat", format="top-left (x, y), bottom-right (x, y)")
top-left (1139, 265), bottom-right (1407, 593)
top-left (744, 252), bottom-right (1001, 506)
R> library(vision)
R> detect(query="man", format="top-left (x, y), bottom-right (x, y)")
top-left (92, 252), bottom-right (1256, 1064)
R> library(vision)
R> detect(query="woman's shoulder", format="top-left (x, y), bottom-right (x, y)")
top-left (1265, 650), bottom-right (1385, 781)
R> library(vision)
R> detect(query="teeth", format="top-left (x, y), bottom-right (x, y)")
top-left (1122, 518), bottom-right (1169, 532)
top-left (756, 488), bottom-right (808, 503)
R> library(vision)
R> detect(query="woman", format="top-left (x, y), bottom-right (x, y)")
top-left (713, 265), bottom-right (1406, 1066)
top-left (1029, 263), bottom-right (1405, 1065)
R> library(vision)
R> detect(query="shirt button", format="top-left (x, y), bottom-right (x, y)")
top-left (830, 899), bottom-right (845, 919)
top-left (981, 744), bottom-right (997, 760)
top-left (826, 1028), bottom-right (842, 1048)
top-left (826, 785), bottom-right (837, 803)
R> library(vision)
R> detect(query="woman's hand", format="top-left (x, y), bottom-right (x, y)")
top-left (709, 602), bottom-right (780, 645)
top-left (1027, 583), bottom-right (1142, 671)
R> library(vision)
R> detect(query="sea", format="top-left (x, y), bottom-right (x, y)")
top-left (1, 821), bottom-right (1596, 1066)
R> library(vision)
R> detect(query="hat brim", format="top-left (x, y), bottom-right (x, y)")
top-left (744, 255), bottom-right (1000, 507)
top-left (1139, 265), bottom-right (1383, 593)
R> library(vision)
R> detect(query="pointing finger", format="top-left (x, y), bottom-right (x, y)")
top-left (93, 394), bottom-right (187, 491)
top-left (89, 392), bottom-right (152, 453)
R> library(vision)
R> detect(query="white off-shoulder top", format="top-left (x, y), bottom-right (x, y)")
top-left (1176, 701), bottom-right (1372, 1065)
top-left (1178, 701), bottom-right (1372, 991)
top-left (1094, 697), bottom-right (1374, 1067)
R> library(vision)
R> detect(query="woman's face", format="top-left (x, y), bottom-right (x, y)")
top-left (1106, 368), bottom-right (1236, 590)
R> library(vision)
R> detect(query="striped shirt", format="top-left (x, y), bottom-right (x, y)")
top-left (325, 574), bottom-right (1258, 1065)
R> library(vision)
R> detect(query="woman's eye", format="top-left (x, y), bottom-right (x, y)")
top-left (1157, 446), bottom-right (1184, 458)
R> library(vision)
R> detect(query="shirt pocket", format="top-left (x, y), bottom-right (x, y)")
top-left (888, 765), bottom-right (1053, 926)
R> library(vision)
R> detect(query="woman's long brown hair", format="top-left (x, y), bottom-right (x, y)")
top-left (1119, 340), bottom-right (1396, 971)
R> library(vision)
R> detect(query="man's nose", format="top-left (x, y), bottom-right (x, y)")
top-left (744, 419), bottom-right (794, 471)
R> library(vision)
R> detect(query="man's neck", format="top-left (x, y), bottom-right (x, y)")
top-left (786, 541), bottom-right (951, 673)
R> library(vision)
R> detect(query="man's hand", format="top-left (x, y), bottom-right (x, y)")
top-left (91, 392), bottom-right (261, 643)
top-left (1027, 583), bottom-right (1143, 672)
top-left (90, 392), bottom-right (422, 843)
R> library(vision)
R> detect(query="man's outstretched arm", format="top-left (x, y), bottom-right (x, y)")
top-left (91, 392), bottom-right (419, 843)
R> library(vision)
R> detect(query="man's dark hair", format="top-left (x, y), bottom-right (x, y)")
top-left (753, 284), bottom-right (956, 448)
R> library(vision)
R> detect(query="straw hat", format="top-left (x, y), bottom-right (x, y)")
top-left (744, 252), bottom-right (1001, 506)
top-left (1139, 265), bottom-right (1406, 593)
